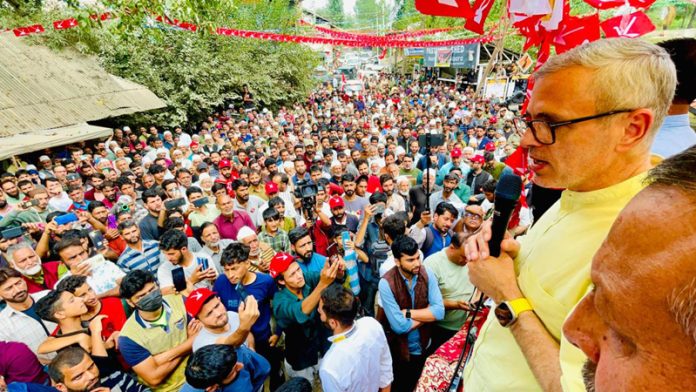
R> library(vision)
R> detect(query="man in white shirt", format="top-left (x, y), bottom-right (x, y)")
top-left (158, 229), bottom-right (217, 295)
top-left (185, 287), bottom-right (259, 352)
top-left (0, 267), bottom-right (57, 364)
top-left (318, 284), bottom-right (392, 392)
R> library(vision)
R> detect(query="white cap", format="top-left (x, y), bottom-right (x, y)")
top-left (39, 155), bottom-right (51, 162)
top-left (236, 226), bottom-right (256, 241)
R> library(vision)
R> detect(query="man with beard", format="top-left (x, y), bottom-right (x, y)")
top-left (355, 175), bottom-right (369, 198)
top-left (214, 159), bottom-right (237, 197)
top-left (213, 242), bottom-right (284, 389)
top-left (213, 194), bottom-right (256, 241)
top-left (48, 346), bottom-right (149, 392)
top-left (465, 155), bottom-right (493, 196)
top-left (340, 174), bottom-right (368, 217)
top-left (231, 179), bottom-right (265, 228)
top-left (270, 253), bottom-right (340, 383)
top-left (199, 222), bottom-right (234, 273)
top-left (380, 174), bottom-right (405, 213)
top-left (182, 344), bottom-right (271, 392)
top-left (139, 189), bottom-right (164, 242)
top-left (158, 229), bottom-right (217, 295)
top-left (118, 270), bottom-right (201, 391)
top-left (436, 148), bottom-right (467, 186)
top-left (117, 220), bottom-right (162, 275)
top-left (247, 171), bottom-right (267, 201)
top-left (376, 236), bottom-right (444, 392)
top-left (291, 158), bottom-right (310, 185)
top-left (318, 284), bottom-right (393, 392)
top-left (185, 287), bottom-right (259, 351)
top-left (429, 174), bottom-right (466, 214)
top-left (564, 147), bottom-right (696, 392)
top-left (236, 226), bottom-right (274, 273)
top-left (54, 237), bottom-right (125, 299)
top-left (399, 155), bottom-right (421, 186)
top-left (7, 242), bottom-right (61, 293)
top-left (46, 177), bottom-right (72, 212)
top-left (327, 196), bottom-right (359, 233)
top-left (409, 202), bottom-right (458, 258)
top-left (288, 227), bottom-right (326, 275)
top-left (1, 177), bottom-right (24, 206)
top-left (0, 268), bottom-right (57, 363)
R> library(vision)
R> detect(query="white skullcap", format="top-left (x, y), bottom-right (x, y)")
top-left (236, 226), bottom-right (256, 241)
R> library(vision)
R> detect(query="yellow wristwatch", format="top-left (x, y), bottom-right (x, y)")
top-left (494, 298), bottom-right (533, 327)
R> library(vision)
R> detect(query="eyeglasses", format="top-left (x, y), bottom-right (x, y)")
top-left (465, 212), bottom-right (483, 220)
top-left (524, 110), bottom-right (633, 145)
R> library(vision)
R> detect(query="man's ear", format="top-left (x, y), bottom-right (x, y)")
top-left (125, 298), bottom-right (135, 308)
top-left (204, 385), bottom-right (220, 392)
top-left (53, 383), bottom-right (68, 392)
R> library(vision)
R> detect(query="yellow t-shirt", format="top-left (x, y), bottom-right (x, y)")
top-left (463, 172), bottom-right (648, 391)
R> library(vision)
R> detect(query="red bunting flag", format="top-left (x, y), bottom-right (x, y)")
top-left (13, 24), bottom-right (45, 37)
top-left (585, 0), bottom-right (656, 8)
top-left (415, 0), bottom-right (473, 18)
top-left (378, 48), bottom-right (388, 59)
top-left (552, 13), bottom-right (600, 54)
top-left (53, 18), bottom-right (78, 30)
top-left (600, 11), bottom-right (655, 38)
top-left (514, 15), bottom-right (544, 51)
top-left (464, 0), bottom-right (495, 34)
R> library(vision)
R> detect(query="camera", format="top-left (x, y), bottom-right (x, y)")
top-left (294, 180), bottom-right (318, 219)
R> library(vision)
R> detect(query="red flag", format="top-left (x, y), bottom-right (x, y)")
top-left (553, 14), bottom-right (600, 54)
top-left (464, 0), bottom-right (495, 34)
top-left (628, 0), bottom-right (657, 8)
top-left (53, 18), bottom-right (78, 30)
top-left (582, 0), bottom-right (624, 9)
top-left (13, 24), bottom-right (44, 37)
top-left (378, 48), bottom-right (388, 59)
top-left (504, 146), bottom-right (529, 177)
top-left (514, 15), bottom-right (544, 51)
top-left (601, 11), bottom-right (655, 38)
top-left (415, 0), bottom-right (473, 18)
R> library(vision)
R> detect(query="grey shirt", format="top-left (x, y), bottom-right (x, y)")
top-left (192, 311), bottom-right (242, 352)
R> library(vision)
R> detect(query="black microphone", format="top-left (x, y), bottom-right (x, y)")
top-left (487, 173), bottom-right (523, 258)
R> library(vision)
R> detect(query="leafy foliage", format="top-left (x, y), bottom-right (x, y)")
top-left (0, 0), bottom-right (320, 127)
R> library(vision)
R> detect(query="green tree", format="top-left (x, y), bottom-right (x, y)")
top-left (327, 0), bottom-right (346, 26)
top-left (0, 0), bottom-right (319, 126)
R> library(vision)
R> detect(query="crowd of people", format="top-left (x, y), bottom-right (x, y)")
top-left (0, 36), bottom-right (694, 392)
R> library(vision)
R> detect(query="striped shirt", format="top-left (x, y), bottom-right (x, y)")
top-left (118, 240), bottom-right (162, 275)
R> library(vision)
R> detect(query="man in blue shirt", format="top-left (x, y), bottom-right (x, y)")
top-left (377, 235), bottom-right (444, 392)
top-left (653, 39), bottom-right (696, 159)
top-left (408, 202), bottom-right (458, 258)
top-left (212, 242), bottom-right (284, 390)
top-left (182, 344), bottom-right (270, 392)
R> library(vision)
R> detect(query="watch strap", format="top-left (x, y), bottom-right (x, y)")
top-left (405, 309), bottom-right (411, 319)
top-left (508, 298), bottom-right (533, 316)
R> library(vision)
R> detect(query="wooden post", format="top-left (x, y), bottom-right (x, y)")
top-left (476, 15), bottom-right (510, 97)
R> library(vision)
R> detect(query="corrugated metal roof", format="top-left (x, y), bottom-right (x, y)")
top-left (0, 123), bottom-right (112, 161)
top-left (0, 32), bottom-right (166, 137)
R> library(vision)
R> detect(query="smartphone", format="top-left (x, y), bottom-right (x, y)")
top-left (1, 226), bottom-right (25, 239)
top-left (199, 257), bottom-right (210, 271)
top-left (341, 231), bottom-right (350, 247)
top-left (88, 231), bottom-right (106, 250)
top-left (172, 267), bottom-right (187, 292)
top-left (192, 197), bottom-right (209, 208)
top-left (54, 213), bottom-right (79, 226)
top-left (164, 198), bottom-right (186, 210)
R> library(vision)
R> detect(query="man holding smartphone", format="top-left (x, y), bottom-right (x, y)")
top-left (158, 229), bottom-right (217, 295)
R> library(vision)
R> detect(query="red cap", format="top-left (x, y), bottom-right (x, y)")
top-left (218, 159), bottom-right (231, 169)
top-left (451, 148), bottom-right (462, 158)
top-left (485, 142), bottom-right (496, 152)
top-left (265, 182), bottom-right (279, 195)
top-left (471, 155), bottom-right (485, 164)
top-left (190, 142), bottom-right (199, 148)
top-left (329, 196), bottom-right (345, 209)
top-left (185, 288), bottom-right (217, 318)
top-left (269, 252), bottom-right (295, 279)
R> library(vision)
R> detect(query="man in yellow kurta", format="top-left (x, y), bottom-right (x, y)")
top-left (462, 38), bottom-right (677, 391)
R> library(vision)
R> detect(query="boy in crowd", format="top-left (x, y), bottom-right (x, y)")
top-left (258, 208), bottom-right (291, 253)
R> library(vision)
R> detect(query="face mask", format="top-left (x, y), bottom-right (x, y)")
top-left (136, 289), bottom-right (163, 312)
top-left (17, 264), bottom-right (41, 276)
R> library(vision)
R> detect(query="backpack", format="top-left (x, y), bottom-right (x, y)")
top-left (369, 240), bottom-right (391, 278)
top-left (421, 225), bottom-right (435, 255)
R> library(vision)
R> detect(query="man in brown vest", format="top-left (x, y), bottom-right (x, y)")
top-left (377, 235), bottom-right (444, 391)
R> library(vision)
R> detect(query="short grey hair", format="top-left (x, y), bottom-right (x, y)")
top-left (6, 241), bottom-right (36, 264)
top-left (536, 38), bottom-right (677, 135)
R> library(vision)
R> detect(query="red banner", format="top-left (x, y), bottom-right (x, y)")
top-left (13, 24), bottom-right (45, 37)
top-left (53, 18), bottom-right (78, 30)
top-left (464, 0), bottom-right (496, 34)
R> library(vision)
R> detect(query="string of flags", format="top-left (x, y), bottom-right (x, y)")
top-left (10, 12), bottom-right (496, 48)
